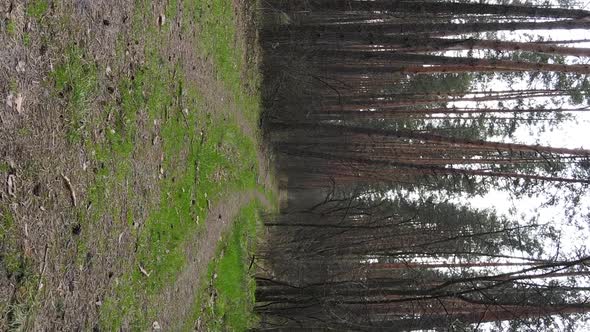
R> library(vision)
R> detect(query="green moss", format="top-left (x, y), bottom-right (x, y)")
top-left (212, 203), bottom-right (259, 329)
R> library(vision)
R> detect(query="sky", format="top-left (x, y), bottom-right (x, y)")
top-left (428, 22), bottom-right (590, 256)
top-left (372, 1), bottom-right (590, 328)
top-left (445, 7), bottom-right (590, 331)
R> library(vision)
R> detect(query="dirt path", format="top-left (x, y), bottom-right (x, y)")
top-left (154, 19), bottom-right (273, 323)
top-left (145, 7), bottom-right (275, 326)
top-left (155, 189), bottom-right (269, 330)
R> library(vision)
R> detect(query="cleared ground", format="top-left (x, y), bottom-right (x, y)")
top-left (0, 0), bottom-right (274, 330)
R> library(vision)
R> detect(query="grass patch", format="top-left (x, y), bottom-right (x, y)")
top-left (52, 46), bottom-right (98, 143)
top-left (0, 162), bottom-right (10, 173)
top-left (188, 0), bottom-right (262, 124)
top-left (165, 0), bottom-right (179, 24)
top-left (26, 0), bottom-right (49, 19)
top-left (186, 201), bottom-right (261, 331)
top-left (6, 20), bottom-right (16, 36)
top-left (98, 61), bottom-right (260, 329)
top-left (0, 208), bottom-right (18, 277)
top-left (23, 33), bottom-right (31, 46)
top-left (196, 0), bottom-right (242, 85)
top-left (0, 208), bottom-right (39, 331)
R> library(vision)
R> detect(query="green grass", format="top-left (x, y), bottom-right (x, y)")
top-left (7, 80), bottom-right (18, 95)
top-left (185, 201), bottom-right (261, 331)
top-left (23, 33), bottom-right (31, 46)
top-left (6, 20), bottom-right (16, 36)
top-left (0, 208), bottom-right (18, 278)
top-left (0, 162), bottom-right (10, 173)
top-left (26, 0), bottom-right (49, 19)
top-left (0, 208), bottom-right (39, 331)
top-left (98, 59), bottom-right (260, 330)
top-left (165, 0), bottom-right (179, 24)
top-left (52, 46), bottom-right (98, 143)
top-left (186, 0), bottom-right (262, 123)
top-left (197, 0), bottom-right (242, 84)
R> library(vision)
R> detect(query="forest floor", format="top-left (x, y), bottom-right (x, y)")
top-left (0, 0), bottom-right (275, 330)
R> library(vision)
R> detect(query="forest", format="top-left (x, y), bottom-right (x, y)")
top-left (255, 0), bottom-right (590, 330)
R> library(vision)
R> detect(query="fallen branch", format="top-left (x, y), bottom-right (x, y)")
top-left (38, 244), bottom-right (49, 291)
top-left (60, 173), bottom-right (77, 207)
top-left (7, 174), bottom-right (16, 197)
